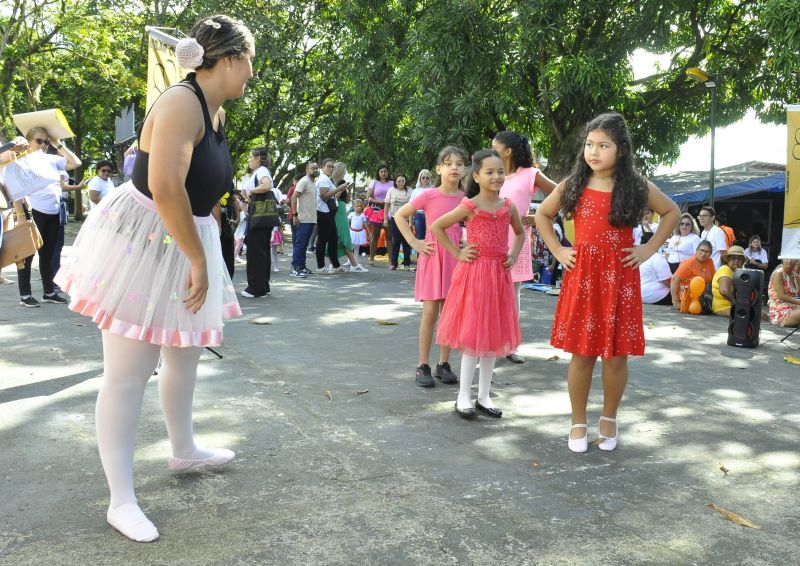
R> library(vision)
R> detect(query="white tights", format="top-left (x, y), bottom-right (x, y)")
top-left (97, 331), bottom-right (212, 537)
top-left (457, 354), bottom-right (497, 410)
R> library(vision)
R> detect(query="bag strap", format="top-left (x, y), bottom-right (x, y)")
top-left (0, 180), bottom-right (32, 220)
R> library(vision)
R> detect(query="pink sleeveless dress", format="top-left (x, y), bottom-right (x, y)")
top-left (436, 198), bottom-right (521, 356)
top-left (411, 188), bottom-right (464, 301)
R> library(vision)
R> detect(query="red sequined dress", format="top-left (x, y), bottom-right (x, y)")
top-left (550, 188), bottom-right (645, 357)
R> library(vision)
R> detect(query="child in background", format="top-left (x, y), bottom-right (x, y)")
top-left (394, 146), bottom-right (468, 388)
top-left (348, 200), bottom-right (370, 258)
top-left (493, 131), bottom-right (556, 363)
top-left (432, 149), bottom-right (525, 419)
top-left (534, 113), bottom-right (679, 453)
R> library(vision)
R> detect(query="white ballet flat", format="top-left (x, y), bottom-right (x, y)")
top-left (598, 416), bottom-right (618, 451)
top-left (567, 423), bottom-right (588, 453)
top-left (168, 448), bottom-right (235, 471)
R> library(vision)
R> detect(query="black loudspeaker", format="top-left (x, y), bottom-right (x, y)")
top-left (727, 268), bottom-right (764, 348)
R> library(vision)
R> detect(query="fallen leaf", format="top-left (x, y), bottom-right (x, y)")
top-left (376, 320), bottom-right (398, 326)
top-left (648, 322), bottom-right (655, 329)
top-left (719, 464), bottom-right (729, 476)
top-left (546, 355), bottom-right (560, 361)
top-left (249, 318), bottom-right (271, 325)
top-left (706, 503), bottom-right (760, 528)
top-left (784, 354), bottom-right (800, 365)
top-left (531, 462), bottom-right (541, 468)
top-left (324, 390), bottom-right (333, 401)
top-left (355, 389), bottom-right (369, 396)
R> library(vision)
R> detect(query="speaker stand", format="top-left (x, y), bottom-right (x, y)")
top-left (780, 325), bottom-right (800, 344)
top-left (205, 346), bottom-right (223, 359)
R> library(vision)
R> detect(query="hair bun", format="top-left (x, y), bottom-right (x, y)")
top-left (176, 37), bottom-right (204, 70)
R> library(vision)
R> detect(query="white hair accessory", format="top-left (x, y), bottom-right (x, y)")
top-left (204, 19), bottom-right (221, 29)
top-left (175, 37), bottom-right (204, 70)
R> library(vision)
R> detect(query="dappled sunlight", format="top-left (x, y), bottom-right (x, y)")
top-left (318, 300), bottom-right (417, 326)
top-left (511, 392), bottom-right (570, 417)
top-left (472, 432), bottom-right (526, 461)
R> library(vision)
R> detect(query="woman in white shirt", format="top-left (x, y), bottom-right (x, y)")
top-left (5, 127), bottom-right (82, 306)
top-left (240, 148), bottom-right (275, 297)
top-left (665, 212), bottom-right (701, 273)
top-left (633, 208), bottom-right (659, 245)
top-left (744, 234), bottom-right (768, 271)
top-left (409, 169), bottom-right (433, 240)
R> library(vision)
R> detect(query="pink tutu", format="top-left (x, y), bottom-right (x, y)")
top-left (435, 198), bottom-right (520, 356)
top-left (54, 183), bottom-right (241, 347)
top-left (436, 251), bottom-right (521, 356)
top-left (363, 205), bottom-right (384, 224)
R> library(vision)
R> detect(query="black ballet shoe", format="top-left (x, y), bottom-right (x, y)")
top-left (475, 401), bottom-right (502, 418)
top-left (454, 403), bottom-right (477, 420)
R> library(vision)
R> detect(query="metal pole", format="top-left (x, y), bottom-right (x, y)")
top-left (709, 85), bottom-right (717, 208)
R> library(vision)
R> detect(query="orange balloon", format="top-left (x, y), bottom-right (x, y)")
top-left (688, 299), bottom-right (702, 315)
top-left (689, 276), bottom-right (706, 299)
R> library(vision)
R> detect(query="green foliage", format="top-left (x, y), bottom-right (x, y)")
top-left (1, 0), bottom-right (798, 192)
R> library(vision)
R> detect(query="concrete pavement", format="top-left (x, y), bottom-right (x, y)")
top-left (0, 238), bottom-right (798, 565)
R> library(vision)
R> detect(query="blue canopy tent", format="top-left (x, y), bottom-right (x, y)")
top-left (655, 171), bottom-right (785, 204)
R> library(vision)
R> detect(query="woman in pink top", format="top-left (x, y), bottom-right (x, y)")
top-left (395, 146), bottom-right (467, 388)
top-left (492, 131), bottom-right (556, 363)
top-left (365, 164), bottom-right (395, 265)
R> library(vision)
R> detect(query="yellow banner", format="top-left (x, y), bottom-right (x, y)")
top-left (146, 30), bottom-right (188, 112)
top-left (780, 105), bottom-right (800, 259)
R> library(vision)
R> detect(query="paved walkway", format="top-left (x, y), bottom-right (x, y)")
top-left (0, 241), bottom-right (798, 565)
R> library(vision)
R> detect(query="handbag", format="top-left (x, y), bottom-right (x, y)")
top-left (0, 204), bottom-right (43, 269)
top-left (248, 185), bottom-right (280, 231)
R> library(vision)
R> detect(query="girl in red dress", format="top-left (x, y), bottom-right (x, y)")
top-left (432, 149), bottom-right (525, 419)
top-left (534, 113), bottom-right (679, 452)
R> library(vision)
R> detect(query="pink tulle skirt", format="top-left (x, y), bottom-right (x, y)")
top-left (436, 252), bottom-right (520, 356)
top-left (54, 183), bottom-right (241, 347)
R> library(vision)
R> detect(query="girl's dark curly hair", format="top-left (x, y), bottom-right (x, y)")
top-left (465, 148), bottom-right (501, 198)
top-left (561, 113), bottom-right (648, 227)
top-left (493, 131), bottom-right (534, 170)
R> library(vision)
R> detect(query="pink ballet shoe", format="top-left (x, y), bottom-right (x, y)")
top-left (168, 448), bottom-right (235, 471)
top-left (107, 503), bottom-right (159, 542)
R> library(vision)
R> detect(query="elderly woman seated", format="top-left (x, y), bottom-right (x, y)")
top-left (670, 240), bottom-right (715, 311)
top-left (768, 258), bottom-right (800, 327)
top-left (710, 245), bottom-right (745, 316)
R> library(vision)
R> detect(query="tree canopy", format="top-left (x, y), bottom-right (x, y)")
top-left (2, 0), bottom-right (798, 189)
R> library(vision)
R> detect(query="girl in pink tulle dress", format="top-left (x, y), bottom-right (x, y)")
top-left (394, 146), bottom-right (467, 388)
top-left (432, 149), bottom-right (524, 420)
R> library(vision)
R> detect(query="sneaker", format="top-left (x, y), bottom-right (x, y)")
top-left (300, 267), bottom-right (313, 276)
top-left (42, 292), bottom-right (68, 304)
top-left (388, 265), bottom-right (397, 271)
top-left (290, 268), bottom-right (307, 278)
top-left (234, 257), bottom-right (245, 264)
top-left (241, 289), bottom-right (268, 298)
top-left (317, 266), bottom-right (335, 274)
top-left (334, 266), bottom-right (348, 273)
top-left (19, 296), bottom-right (40, 308)
top-left (398, 265), bottom-right (406, 271)
top-left (350, 264), bottom-right (369, 273)
top-left (434, 362), bottom-right (458, 384)
top-left (415, 364), bottom-right (435, 388)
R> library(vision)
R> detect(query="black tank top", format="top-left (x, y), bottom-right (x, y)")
top-left (131, 73), bottom-right (233, 216)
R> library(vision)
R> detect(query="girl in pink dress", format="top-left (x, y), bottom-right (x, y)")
top-left (433, 149), bottom-right (525, 419)
top-left (394, 146), bottom-right (467, 388)
top-left (493, 131), bottom-right (556, 363)
top-left (535, 113), bottom-right (679, 453)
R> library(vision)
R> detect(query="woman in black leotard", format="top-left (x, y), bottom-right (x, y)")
top-left (54, 15), bottom-right (254, 543)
